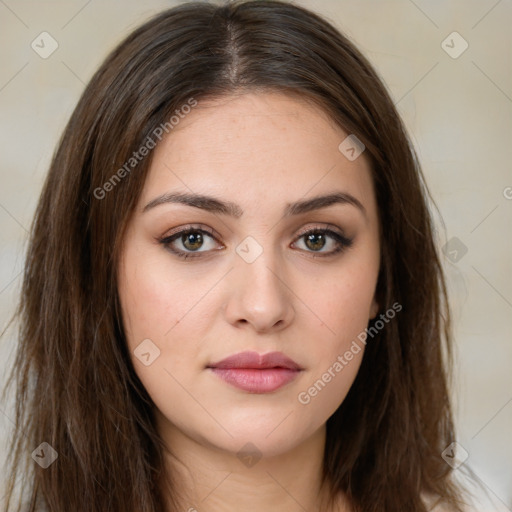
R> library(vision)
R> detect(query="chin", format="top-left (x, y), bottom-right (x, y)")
top-left (204, 417), bottom-right (319, 460)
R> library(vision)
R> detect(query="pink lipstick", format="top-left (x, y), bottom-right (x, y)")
top-left (207, 351), bottom-right (303, 393)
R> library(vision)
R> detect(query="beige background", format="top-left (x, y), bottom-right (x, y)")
top-left (0, 0), bottom-right (511, 509)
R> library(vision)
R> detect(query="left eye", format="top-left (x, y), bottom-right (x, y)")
top-left (291, 229), bottom-right (352, 256)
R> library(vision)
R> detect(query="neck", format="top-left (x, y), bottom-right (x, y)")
top-left (156, 414), bottom-right (348, 512)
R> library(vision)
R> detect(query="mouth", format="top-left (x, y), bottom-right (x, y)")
top-left (206, 351), bottom-right (303, 393)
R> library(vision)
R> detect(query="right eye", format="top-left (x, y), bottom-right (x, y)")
top-left (159, 226), bottom-right (223, 259)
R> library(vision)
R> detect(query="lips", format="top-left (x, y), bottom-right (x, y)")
top-left (207, 351), bottom-right (303, 393)
top-left (208, 351), bottom-right (303, 371)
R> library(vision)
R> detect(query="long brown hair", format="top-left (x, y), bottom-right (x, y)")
top-left (3, 1), bottom-right (473, 510)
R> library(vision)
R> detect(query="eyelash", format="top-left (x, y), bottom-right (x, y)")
top-left (158, 224), bottom-right (353, 260)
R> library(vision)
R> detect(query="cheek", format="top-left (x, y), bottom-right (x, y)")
top-left (303, 266), bottom-right (377, 351)
top-left (117, 246), bottom-right (221, 403)
top-left (293, 281), bottom-right (372, 421)
top-left (292, 261), bottom-right (377, 412)
top-left (118, 248), bottom-right (209, 348)
top-left (117, 252), bottom-right (213, 425)
top-left (296, 349), bottom-right (363, 421)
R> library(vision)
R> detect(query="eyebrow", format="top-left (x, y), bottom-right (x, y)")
top-left (142, 191), bottom-right (366, 218)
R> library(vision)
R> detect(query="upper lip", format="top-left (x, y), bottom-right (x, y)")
top-left (207, 351), bottom-right (303, 370)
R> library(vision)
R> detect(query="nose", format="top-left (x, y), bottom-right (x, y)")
top-left (222, 248), bottom-right (295, 334)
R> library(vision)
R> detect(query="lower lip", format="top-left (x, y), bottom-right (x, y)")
top-left (209, 368), bottom-right (300, 393)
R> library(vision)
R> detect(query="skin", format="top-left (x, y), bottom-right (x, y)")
top-left (117, 92), bottom-right (381, 512)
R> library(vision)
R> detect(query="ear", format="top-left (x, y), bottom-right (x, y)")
top-left (369, 294), bottom-right (379, 319)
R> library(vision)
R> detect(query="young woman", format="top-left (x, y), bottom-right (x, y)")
top-left (3, 1), bottom-right (476, 510)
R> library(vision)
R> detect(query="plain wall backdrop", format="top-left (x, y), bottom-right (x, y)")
top-left (0, 0), bottom-right (511, 509)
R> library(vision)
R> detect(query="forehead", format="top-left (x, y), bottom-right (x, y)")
top-left (141, 92), bottom-right (376, 217)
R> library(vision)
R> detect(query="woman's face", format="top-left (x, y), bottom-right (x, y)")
top-left (118, 92), bottom-right (380, 458)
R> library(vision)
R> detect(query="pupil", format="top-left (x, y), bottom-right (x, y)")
top-left (183, 232), bottom-right (203, 251)
top-left (305, 233), bottom-right (325, 251)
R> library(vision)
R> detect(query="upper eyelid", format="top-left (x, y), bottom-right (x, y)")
top-left (161, 223), bottom-right (344, 238)
top-left (294, 222), bottom-right (345, 238)
top-left (161, 224), bottom-right (218, 241)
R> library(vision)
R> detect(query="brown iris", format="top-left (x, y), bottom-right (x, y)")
top-left (304, 232), bottom-right (326, 251)
top-left (182, 232), bottom-right (204, 251)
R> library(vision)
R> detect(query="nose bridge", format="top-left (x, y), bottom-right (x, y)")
top-left (223, 236), bottom-right (295, 332)
top-left (239, 245), bottom-right (281, 296)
